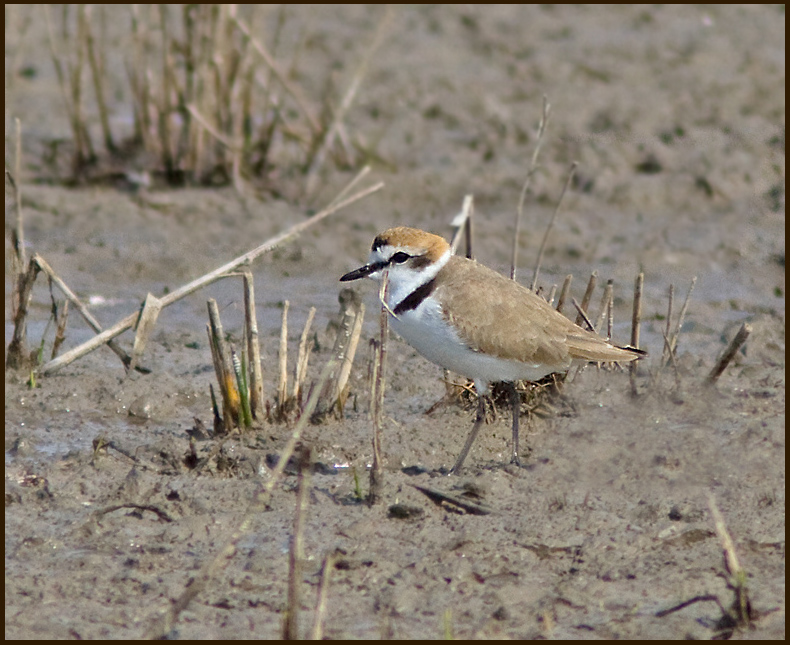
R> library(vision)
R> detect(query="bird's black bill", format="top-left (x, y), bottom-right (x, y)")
top-left (340, 261), bottom-right (384, 282)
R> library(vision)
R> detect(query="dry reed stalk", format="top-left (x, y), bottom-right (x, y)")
top-left (530, 162), bottom-right (578, 292)
top-left (571, 298), bottom-right (595, 333)
top-left (669, 276), bottom-right (697, 358)
top-left (37, 180), bottom-right (383, 375)
top-left (606, 285), bottom-right (614, 341)
top-left (450, 194), bottom-right (474, 256)
top-left (511, 95), bottom-right (550, 281)
top-left (706, 323), bottom-right (751, 385)
top-left (304, 7), bottom-right (392, 196)
top-left (556, 274), bottom-right (572, 313)
top-left (31, 254), bottom-right (137, 370)
top-left (309, 551), bottom-right (338, 640)
top-left (130, 293), bottom-right (163, 373)
top-left (293, 307), bottom-right (317, 404)
top-left (315, 289), bottom-right (361, 419)
top-left (12, 119), bottom-right (25, 268)
top-left (242, 271), bottom-right (265, 420)
top-left (230, 12), bottom-right (321, 134)
top-left (207, 298), bottom-right (239, 432)
top-left (51, 300), bottom-right (69, 360)
top-left (333, 304), bottom-right (365, 415)
top-left (44, 5), bottom-right (94, 171)
top-left (6, 258), bottom-right (40, 370)
top-left (283, 445), bottom-right (311, 640)
top-left (629, 272), bottom-right (644, 395)
top-left (546, 284), bottom-right (557, 306)
top-left (661, 284), bottom-right (675, 365)
top-left (575, 271), bottom-right (597, 326)
top-left (708, 494), bottom-right (753, 627)
top-left (369, 272), bottom-right (389, 505)
top-left (594, 279), bottom-right (613, 335)
top-left (82, 5), bottom-right (115, 154)
top-left (144, 358), bottom-right (337, 639)
top-left (277, 301), bottom-right (290, 415)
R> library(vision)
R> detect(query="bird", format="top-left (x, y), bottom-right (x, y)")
top-left (340, 226), bottom-right (644, 472)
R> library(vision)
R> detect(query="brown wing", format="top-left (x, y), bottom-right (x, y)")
top-left (435, 256), bottom-right (639, 366)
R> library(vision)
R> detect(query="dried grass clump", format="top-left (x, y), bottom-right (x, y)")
top-left (39, 4), bottom-right (389, 194)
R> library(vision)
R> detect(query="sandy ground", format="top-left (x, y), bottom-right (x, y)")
top-left (5, 5), bottom-right (785, 639)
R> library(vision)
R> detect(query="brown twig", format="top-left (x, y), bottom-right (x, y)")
top-left (333, 304), bottom-right (364, 415)
top-left (293, 306), bottom-right (317, 406)
top-left (571, 298), bottom-right (595, 333)
top-left (309, 550), bottom-right (339, 640)
top-left (575, 271), bottom-right (597, 327)
top-left (243, 270), bottom-right (264, 420)
top-left (630, 272), bottom-right (644, 395)
top-left (511, 95), bottom-right (550, 281)
top-left (556, 274), bottom-right (572, 313)
top-left (661, 284), bottom-right (675, 365)
top-left (706, 323), bottom-right (751, 384)
top-left (530, 161), bottom-right (578, 292)
top-left (277, 300), bottom-right (290, 416)
top-left (369, 271), bottom-right (389, 505)
top-left (450, 194), bottom-right (474, 256)
top-left (283, 445), bottom-right (311, 640)
top-left (32, 254), bottom-right (139, 370)
top-left (669, 276), bottom-right (697, 358)
top-left (594, 279), bottom-right (613, 335)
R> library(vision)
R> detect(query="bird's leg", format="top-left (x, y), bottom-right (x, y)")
top-left (510, 382), bottom-right (521, 466)
top-left (449, 392), bottom-right (487, 474)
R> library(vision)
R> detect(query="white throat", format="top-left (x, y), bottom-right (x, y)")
top-left (384, 247), bottom-right (452, 312)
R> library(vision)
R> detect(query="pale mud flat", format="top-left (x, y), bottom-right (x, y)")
top-left (5, 5), bottom-right (784, 639)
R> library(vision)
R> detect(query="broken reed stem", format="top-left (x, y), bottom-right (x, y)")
top-left (530, 161), bottom-right (578, 292)
top-left (242, 270), bottom-right (264, 420)
top-left (512, 95), bottom-right (550, 281)
top-left (277, 300), bottom-right (290, 413)
top-left (571, 298), bottom-right (595, 333)
top-left (143, 358), bottom-right (337, 640)
top-left (309, 551), bottom-right (338, 641)
top-left (333, 304), bottom-right (365, 414)
top-left (6, 258), bottom-right (41, 370)
top-left (51, 300), bottom-right (69, 360)
top-left (283, 446), bottom-right (311, 640)
top-left (575, 271), bottom-right (597, 327)
top-left (450, 194), bottom-right (474, 256)
top-left (207, 298), bottom-right (239, 432)
top-left (669, 276), bottom-right (697, 358)
top-left (706, 323), bottom-right (752, 385)
top-left (293, 306), bottom-right (317, 404)
top-left (13, 119), bottom-right (25, 268)
top-left (556, 274), bottom-right (572, 313)
top-left (32, 254), bottom-right (136, 369)
top-left (630, 272), bottom-right (644, 395)
top-left (707, 494), bottom-right (751, 626)
top-left (37, 180), bottom-right (383, 376)
top-left (594, 279), bottom-right (613, 335)
top-left (369, 272), bottom-right (389, 505)
top-left (606, 285), bottom-right (614, 341)
top-left (662, 284), bottom-right (675, 365)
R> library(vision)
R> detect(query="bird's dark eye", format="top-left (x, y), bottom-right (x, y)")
top-left (390, 251), bottom-right (410, 264)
